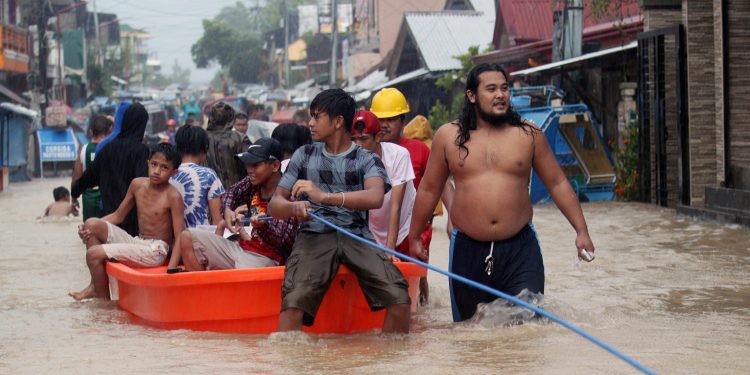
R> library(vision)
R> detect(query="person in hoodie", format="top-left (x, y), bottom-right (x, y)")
top-left (205, 101), bottom-right (246, 188)
top-left (72, 103), bottom-right (151, 237)
top-left (95, 101), bottom-right (130, 154)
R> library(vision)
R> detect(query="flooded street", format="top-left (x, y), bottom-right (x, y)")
top-left (1, 176), bottom-right (748, 374)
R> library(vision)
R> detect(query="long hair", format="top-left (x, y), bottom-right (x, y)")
top-left (456, 63), bottom-right (531, 160)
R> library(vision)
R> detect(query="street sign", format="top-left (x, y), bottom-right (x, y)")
top-left (37, 128), bottom-right (78, 162)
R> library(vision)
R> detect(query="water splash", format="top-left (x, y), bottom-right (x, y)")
top-left (470, 289), bottom-right (545, 328)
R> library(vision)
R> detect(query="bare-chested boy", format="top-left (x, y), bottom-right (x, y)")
top-left (44, 186), bottom-right (78, 217)
top-left (69, 143), bottom-right (185, 300)
top-left (408, 63), bottom-right (595, 322)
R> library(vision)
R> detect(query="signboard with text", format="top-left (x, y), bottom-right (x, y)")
top-left (37, 128), bottom-right (78, 162)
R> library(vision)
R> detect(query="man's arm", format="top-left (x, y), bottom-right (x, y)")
top-left (169, 188), bottom-right (185, 243)
top-left (408, 125), bottom-right (453, 259)
top-left (208, 197), bottom-right (223, 225)
top-left (532, 130), bottom-right (595, 259)
top-left (71, 150), bottom-right (102, 199)
top-left (386, 183), bottom-right (406, 249)
top-left (269, 187), bottom-right (310, 220)
top-left (100, 180), bottom-right (138, 225)
top-left (291, 176), bottom-right (385, 210)
top-left (72, 150), bottom-right (83, 185)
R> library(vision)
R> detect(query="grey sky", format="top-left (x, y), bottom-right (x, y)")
top-left (96, 0), bottom-right (239, 83)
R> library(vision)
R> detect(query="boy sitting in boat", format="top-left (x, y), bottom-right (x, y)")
top-left (268, 89), bottom-right (412, 333)
top-left (168, 137), bottom-right (298, 272)
top-left (69, 143), bottom-right (185, 300)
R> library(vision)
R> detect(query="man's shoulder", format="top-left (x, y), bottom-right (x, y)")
top-left (434, 122), bottom-right (459, 137)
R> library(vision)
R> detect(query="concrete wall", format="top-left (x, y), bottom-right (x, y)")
top-left (727, 0), bottom-right (750, 169)
top-left (683, 0), bottom-right (717, 207)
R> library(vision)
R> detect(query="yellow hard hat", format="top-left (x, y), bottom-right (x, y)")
top-left (370, 88), bottom-right (410, 119)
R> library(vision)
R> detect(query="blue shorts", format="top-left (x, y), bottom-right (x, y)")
top-left (448, 224), bottom-right (545, 322)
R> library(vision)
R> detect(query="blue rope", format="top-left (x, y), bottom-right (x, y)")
top-left (307, 211), bottom-right (657, 375)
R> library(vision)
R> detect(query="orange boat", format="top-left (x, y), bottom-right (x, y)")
top-left (107, 262), bottom-right (426, 334)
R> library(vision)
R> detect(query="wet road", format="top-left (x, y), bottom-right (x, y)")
top-left (1, 177), bottom-right (748, 374)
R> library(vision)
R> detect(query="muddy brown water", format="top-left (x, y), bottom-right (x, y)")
top-left (1, 177), bottom-right (748, 374)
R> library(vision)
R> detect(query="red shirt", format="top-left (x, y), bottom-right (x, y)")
top-left (238, 191), bottom-right (282, 264)
top-left (398, 137), bottom-right (430, 189)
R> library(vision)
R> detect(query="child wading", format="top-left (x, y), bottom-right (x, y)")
top-left (45, 186), bottom-right (78, 217)
top-left (69, 143), bottom-right (185, 300)
top-left (269, 89), bottom-right (412, 333)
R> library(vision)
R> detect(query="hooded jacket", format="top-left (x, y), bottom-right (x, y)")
top-left (403, 115), bottom-right (444, 216)
top-left (72, 103), bottom-right (150, 236)
top-left (95, 101), bottom-right (130, 154)
top-left (403, 115), bottom-right (433, 148)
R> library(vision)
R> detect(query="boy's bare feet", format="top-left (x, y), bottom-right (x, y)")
top-left (68, 283), bottom-right (96, 301)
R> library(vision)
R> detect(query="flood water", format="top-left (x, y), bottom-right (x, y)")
top-left (1, 177), bottom-right (748, 374)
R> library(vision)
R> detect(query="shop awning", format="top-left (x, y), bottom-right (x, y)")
top-left (0, 83), bottom-right (29, 107)
top-left (511, 41), bottom-right (637, 77)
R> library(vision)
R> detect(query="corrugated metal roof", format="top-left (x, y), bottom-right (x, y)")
top-left (498, 0), bottom-right (643, 44)
top-left (404, 0), bottom-right (495, 72)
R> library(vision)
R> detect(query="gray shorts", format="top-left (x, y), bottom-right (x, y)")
top-left (189, 228), bottom-right (278, 270)
top-left (102, 222), bottom-right (168, 267)
top-left (281, 231), bottom-right (411, 326)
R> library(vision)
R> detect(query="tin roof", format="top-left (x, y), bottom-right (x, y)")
top-left (402, 0), bottom-right (496, 72)
top-left (498, 0), bottom-right (642, 45)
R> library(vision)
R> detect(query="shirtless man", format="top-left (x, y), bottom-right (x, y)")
top-left (69, 143), bottom-right (185, 300)
top-left (408, 63), bottom-right (595, 322)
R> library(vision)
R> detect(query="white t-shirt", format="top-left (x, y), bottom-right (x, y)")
top-left (369, 142), bottom-right (416, 247)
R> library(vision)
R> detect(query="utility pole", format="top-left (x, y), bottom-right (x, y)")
top-left (93, 0), bottom-right (102, 66)
top-left (36, 0), bottom-right (49, 124)
top-left (329, 0), bottom-right (338, 87)
top-left (283, 0), bottom-right (290, 88)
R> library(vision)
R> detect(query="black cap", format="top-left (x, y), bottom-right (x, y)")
top-left (235, 137), bottom-right (283, 164)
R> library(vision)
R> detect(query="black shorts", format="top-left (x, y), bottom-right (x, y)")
top-left (448, 224), bottom-right (545, 322)
top-left (281, 231), bottom-right (412, 326)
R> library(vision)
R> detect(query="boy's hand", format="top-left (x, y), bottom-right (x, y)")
top-left (234, 204), bottom-right (249, 216)
top-left (223, 209), bottom-right (239, 233)
top-left (291, 180), bottom-right (324, 203)
top-left (291, 201), bottom-right (312, 221)
top-left (78, 224), bottom-right (91, 243)
top-left (409, 238), bottom-right (428, 262)
top-left (224, 205), bottom-right (248, 233)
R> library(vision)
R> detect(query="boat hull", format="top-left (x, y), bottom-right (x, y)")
top-left (107, 262), bottom-right (426, 334)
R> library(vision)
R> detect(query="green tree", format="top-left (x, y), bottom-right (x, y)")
top-left (86, 48), bottom-right (125, 97)
top-left (191, 0), bottom-right (317, 84)
top-left (191, 19), bottom-right (264, 83)
top-left (427, 45), bottom-right (487, 130)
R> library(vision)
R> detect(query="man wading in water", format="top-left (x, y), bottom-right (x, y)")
top-left (408, 63), bottom-right (595, 322)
